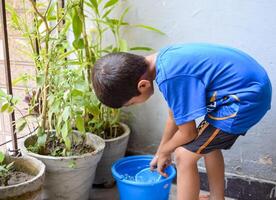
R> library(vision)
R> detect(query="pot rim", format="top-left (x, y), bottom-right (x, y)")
top-left (21, 132), bottom-right (105, 160)
top-left (103, 122), bottom-right (130, 142)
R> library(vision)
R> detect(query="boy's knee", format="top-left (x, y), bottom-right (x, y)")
top-left (174, 147), bottom-right (200, 169)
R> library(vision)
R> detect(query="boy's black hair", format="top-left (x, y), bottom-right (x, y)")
top-left (92, 52), bottom-right (148, 108)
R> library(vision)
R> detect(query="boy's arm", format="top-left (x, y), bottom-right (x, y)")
top-left (156, 109), bottom-right (178, 154)
top-left (157, 120), bottom-right (198, 177)
top-left (160, 120), bottom-right (197, 154)
top-left (150, 110), bottom-right (178, 170)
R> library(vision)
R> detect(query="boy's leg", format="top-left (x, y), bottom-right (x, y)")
top-left (178, 120), bottom-right (239, 200)
top-left (203, 150), bottom-right (225, 200)
top-left (174, 146), bottom-right (202, 200)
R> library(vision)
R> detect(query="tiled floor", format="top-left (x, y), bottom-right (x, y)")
top-left (90, 184), bottom-right (236, 200)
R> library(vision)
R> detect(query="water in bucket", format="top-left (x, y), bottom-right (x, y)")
top-left (122, 167), bottom-right (163, 183)
top-left (135, 167), bottom-right (163, 183)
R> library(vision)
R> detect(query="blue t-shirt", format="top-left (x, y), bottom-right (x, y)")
top-left (155, 44), bottom-right (272, 135)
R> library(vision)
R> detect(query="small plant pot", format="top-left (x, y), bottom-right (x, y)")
top-left (21, 131), bottom-right (105, 200)
top-left (0, 155), bottom-right (45, 200)
top-left (94, 123), bottom-right (130, 187)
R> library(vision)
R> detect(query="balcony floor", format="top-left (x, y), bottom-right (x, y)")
top-left (90, 184), bottom-right (235, 200)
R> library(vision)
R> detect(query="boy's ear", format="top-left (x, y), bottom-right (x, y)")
top-left (137, 80), bottom-right (151, 93)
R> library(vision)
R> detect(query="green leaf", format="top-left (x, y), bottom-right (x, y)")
top-left (90, 0), bottom-right (98, 8)
top-left (130, 46), bottom-right (154, 51)
top-left (6, 162), bottom-right (14, 170)
top-left (0, 152), bottom-right (5, 163)
top-left (64, 137), bottom-right (71, 151)
top-left (72, 7), bottom-right (83, 40)
top-left (73, 38), bottom-right (84, 49)
top-left (6, 4), bottom-right (21, 29)
top-left (7, 106), bottom-right (14, 113)
top-left (88, 106), bottom-right (100, 118)
top-left (119, 39), bottom-right (128, 52)
top-left (16, 119), bottom-right (27, 132)
top-left (76, 115), bottom-right (85, 133)
top-left (61, 20), bottom-right (72, 35)
top-left (58, 49), bottom-right (76, 60)
top-left (0, 165), bottom-right (7, 172)
top-left (37, 127), bottom-right (44, 137)
top-left (62, 107), bottom-right (71, 121)
top-left (12, 74), bottom-right (31, 86)
top-left (61, 123), bottom-right (69, 140)
top-left (104, 0), bottom-right (118, 9)
top-left (88, 0), bottom-right (99, 14)
top-left (134, 24), bottom-right (166, 35)
top-left (36, 74), bottom-right (45, 87)
top-left (1, 102), bottom-right (9, 112)
top-left (71, 89), bottom-right (83, 97)
top-left (46, 2), bottom-right (55, 20)
top-left (120, 7), bottom-right (130, 23)
top-left (102, 8), bottom-right (113, 19)
top-left (37, 134), bottom-right (47, 147)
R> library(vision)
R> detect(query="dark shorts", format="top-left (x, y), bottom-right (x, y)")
top-left (183, 120), bottom-right (240, 154)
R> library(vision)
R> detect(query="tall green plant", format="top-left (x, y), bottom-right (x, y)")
top-left (5, 0), bottom-right (164, 155)
top-left (6, 0), bottom-right (92, 155)
top-left (70, 0), bottom-right (164, 139)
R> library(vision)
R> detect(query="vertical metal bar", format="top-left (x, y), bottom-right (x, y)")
top-left (34, 0), bottom-right (39, 55)
top-left (0, 0), bottom-right (18, 155)
top-left (61, 0), bottom-right (65, 10)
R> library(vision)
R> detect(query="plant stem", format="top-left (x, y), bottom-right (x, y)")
top-left (80, 0), bottom-right (94, 85)
top-left (29, 0), bottom-right (50, 33)
top-left (29, 0), bottom-right (51, 132)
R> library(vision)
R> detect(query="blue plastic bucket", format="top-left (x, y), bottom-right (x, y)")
top-left (112, 155), bottom-right (176, 200)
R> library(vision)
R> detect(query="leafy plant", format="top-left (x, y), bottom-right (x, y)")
top-left (5, 0), bottom-right (164, 156)
top-left (0, 151), bottom-right (15, 186)
top-left (6, 0), bottom-right (90, 156)
top-left (70, 0), bottom-right (164, 139)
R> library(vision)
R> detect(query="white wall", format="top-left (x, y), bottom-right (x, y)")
top-left (124, 0), bottom-right (276, 181)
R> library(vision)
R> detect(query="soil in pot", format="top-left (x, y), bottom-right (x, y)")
top-left (0, 155), bottom-right (46, 200)
top-left (4, 171), bottom-right (34, 186)
top-left (1, 162), bottom-right (34, 187)
top-left (27, 131), bottom-right (95, 157)
top-left (100, 125), bottom-right (125, 140)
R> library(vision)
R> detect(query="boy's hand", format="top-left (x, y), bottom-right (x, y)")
top-left (150, 155), bottom-right (159, 171)
top-left (157, 151), bottom-right (171, 177)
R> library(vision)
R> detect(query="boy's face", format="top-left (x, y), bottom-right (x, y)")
top-left (124, 79), bottom-right (154, 107)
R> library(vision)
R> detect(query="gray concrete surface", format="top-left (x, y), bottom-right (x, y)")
top-left (90, 184), bottom-right (235, 200)
top-left (122, 0), bottom-right (276, 182)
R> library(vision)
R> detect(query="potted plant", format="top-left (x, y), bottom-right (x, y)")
top-left (0, 91), bottom-right (46, 200)
top-left (72, 0), bottom-right (164, 186)
top-left (7, 1), bottom-right (105, 199)
top-left (0, 151), bottom-right (45, 200)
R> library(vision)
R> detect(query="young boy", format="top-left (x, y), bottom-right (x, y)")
top-left (92, 43), bottom-right (272, 200)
